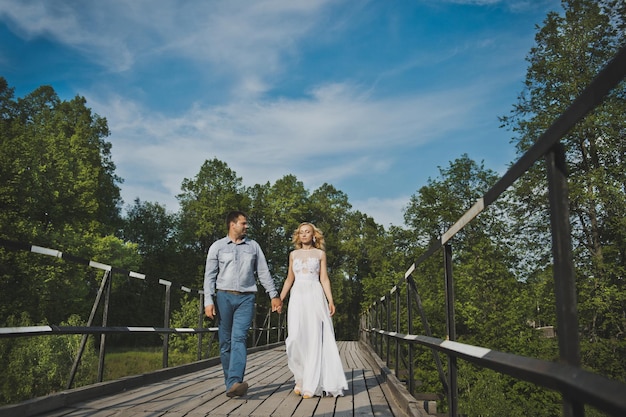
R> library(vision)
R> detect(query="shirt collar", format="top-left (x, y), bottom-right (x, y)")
top-left (227, 235), bottom-right (248, 245)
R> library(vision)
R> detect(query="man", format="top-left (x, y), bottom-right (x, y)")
top-left (204, 211), bottom-right (282, 397)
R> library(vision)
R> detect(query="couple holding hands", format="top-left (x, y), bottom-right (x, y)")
top-left (203, 211), bottom-right (347, 399)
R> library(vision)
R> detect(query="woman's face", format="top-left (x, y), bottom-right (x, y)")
top-left (298, 225), bottom-right (314, 245)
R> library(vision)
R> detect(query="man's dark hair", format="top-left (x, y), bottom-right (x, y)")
top-left (226, 210), bottom-right (247, 228)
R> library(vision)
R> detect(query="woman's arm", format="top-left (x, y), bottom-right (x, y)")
top-left (319, 251), bottom-right (336, 316)
top-left (280, 251), bottom-right (295, 301)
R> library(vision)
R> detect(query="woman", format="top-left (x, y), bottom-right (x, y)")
top-left (279, 222), bottom-right (348, 398)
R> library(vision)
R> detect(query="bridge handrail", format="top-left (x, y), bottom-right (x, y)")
top-left (0, 325), bottom-right (219, 337)
top-left (0, 237), bottom-right (201, 296)
top-left (362, 43), bottom-right (626, 417)
top-left (0, 237), bottom-right (286, 393)
top-left (0, 324), bottom-right (282, 338)
top-left (366, 328), bottom-right (626, 417)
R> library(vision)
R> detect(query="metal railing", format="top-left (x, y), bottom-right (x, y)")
top-left (361, 44), bottom-right (626, 417)
top-left (0, 238), bottom-right (285, 390)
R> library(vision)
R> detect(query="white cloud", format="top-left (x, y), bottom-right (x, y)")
top-left (86, 77), bottom-right (489, 226)
top-left (352, 196), bottom-right (409, 227)
top-left (0, 0), bottom-right (340, 94)
top-left (432, 0), bottom-right (554, 10)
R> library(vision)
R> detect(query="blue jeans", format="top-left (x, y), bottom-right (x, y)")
top-left (216, 291), bottom-right (255, 390)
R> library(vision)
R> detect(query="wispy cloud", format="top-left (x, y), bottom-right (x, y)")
top-left (0, 0), bottom-right (341, 95)
top-left (353, 195), bottom-right (410, 227)
top-left (87, 77), bottom-right (488, 213)
top-left (431, 0), bottom-right (551, 10)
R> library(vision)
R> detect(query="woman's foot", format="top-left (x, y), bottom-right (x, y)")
top-left (294, 386), bottom-right (301, 395)
top-left (302, 392), bottom-right (314, 399)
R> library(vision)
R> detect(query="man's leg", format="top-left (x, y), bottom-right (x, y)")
top-left (215, 291), bottom-right (234, 388)
top-left (226, 293), bottom-right (255, 389)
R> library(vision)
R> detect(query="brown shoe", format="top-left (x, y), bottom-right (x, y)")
top-left (226, 381), bottom-right (249, 397)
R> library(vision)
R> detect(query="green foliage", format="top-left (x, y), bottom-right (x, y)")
top-left (168, 294), bottom-right (218, 358)
top-left (123, 199), bottom-right (177, 256)
top-left (251, 175), bottom-right (310, 283)
top-left (0, 79), bottom-right (125, 326)
top-left (454, 238), bottom-right (530, 352)
top-left (0, 81), bottom-right (122, 242)
top-left (340, 211), bottom-right (400, 339)
top-left (120, 199), bottom-right (186, 329)
top-left (499, 0), bottom-right (626, 385)
top-left (458, 363), bottom-right (561, 417)
top-left (0, 314), bottom-right (98, 405)
top-left (177, 158), bottom-right (249, 258)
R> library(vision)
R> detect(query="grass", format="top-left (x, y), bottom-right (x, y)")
top-left (103, 347), bottom-right (197, 381)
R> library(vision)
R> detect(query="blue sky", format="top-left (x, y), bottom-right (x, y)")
top-left (0, 0), bottom-right (560, 227)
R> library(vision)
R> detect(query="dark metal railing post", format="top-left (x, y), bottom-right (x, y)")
top-left (406, 275), bottom-right (414, 394)
top-left (67, 269), bottom-right (111, 389)
top-left (372, 306), bottom-right (376, 347)
top-left (266, 309), bottom-right (271, 345)
top-left (385, 293), bottom-right (391, 366)
top-left (408, 275), bottom-right (448, 393)
top-left (368, 307), bottom-right (375, 347)
top-left (376, 301), bottom-right (383, 356)
top-left (367, 310), bottom-right (369, 340)
top-left (545, 143), bottom-right (583, 417)
top-left (197, 293), bottom-right (204, 361)
top-left (362, 311), bottom-right (367, 344)
top-left (162, 281), bottom-right (172, 368)
top-left (444, 243), bottom-right (458, 417)
top-left (97, 271), bottom-right (113, 382)
top-left (394, 286), bottom-right (400, 382)
top-left (360, 314), bottom-right (365, 343)
top-left (277, 311), bottom-right (280, 342)
top-left (379, 300), bottom-right (385, 357)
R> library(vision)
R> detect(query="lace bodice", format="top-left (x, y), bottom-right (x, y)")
top-left (292, 248), bottom-right (322, 281)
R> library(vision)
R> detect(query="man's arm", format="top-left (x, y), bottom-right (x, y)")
top-left (204, 245), bottom-right (220, 319)
top-left (203, 244), bottom-right (219, 307)
top-left (254, 242), bottom-right (282, 312)
top-left (254, 243), bottom-right (278, 298)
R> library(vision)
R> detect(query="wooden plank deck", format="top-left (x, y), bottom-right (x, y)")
top-left (7, 341), bottom-right (432, 417)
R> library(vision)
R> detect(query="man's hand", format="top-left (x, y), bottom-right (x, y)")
top-left (205, 304), bottom-right (216, 320)
top-left (271, 297), bottom-right (283, 314)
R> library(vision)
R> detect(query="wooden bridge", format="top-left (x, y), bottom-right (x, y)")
top-left (2, 44), bottom-right (626, 417)
top-left (0, 341), bottom-right (435, 417)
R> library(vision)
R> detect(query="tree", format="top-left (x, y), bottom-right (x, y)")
top-left (123, 199), bottom-right (177, 256)
top-left (400, 155), bottom-right (544, 412)
top-left (0, 79), bottom-right (123, 326)
top-left (0, 82), bottom-right (122, 242)
top-left (307, 184), bottom-right (355, 339)
top-left (119, 199), bottom-right (189, 335)
top-left (176, 158), bottom-right (249, 285)
top-left (341, 211), bottom-right (400, 340)
top-left (258, 175), bottom-right (310, 279)
top-left (499, 0), bottom-right (626, 381)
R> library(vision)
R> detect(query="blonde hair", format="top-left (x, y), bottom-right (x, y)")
top-left (292, 222), bottom-right (325, 250)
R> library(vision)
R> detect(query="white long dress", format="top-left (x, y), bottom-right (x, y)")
top-left (285, 248), bottom-right (348, 397)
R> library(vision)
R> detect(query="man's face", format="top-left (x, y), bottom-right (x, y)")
top-left (231, 215), bottom-right (248, 238)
